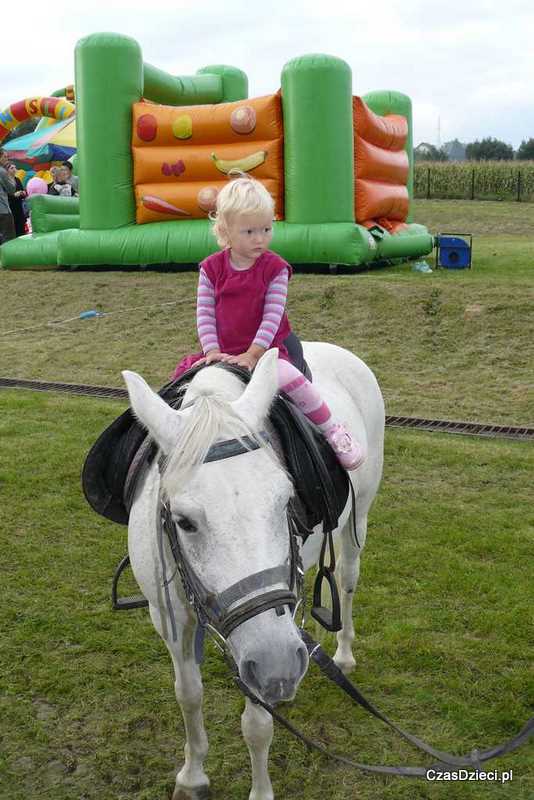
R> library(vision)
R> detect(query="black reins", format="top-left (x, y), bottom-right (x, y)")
top-left (234, 630), bottom-right (534, 778)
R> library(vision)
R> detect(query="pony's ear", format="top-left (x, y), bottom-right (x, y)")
top-left (122, 370), bottom-right (182, 454)
top-left (231, 348), bottom-right (279, 428)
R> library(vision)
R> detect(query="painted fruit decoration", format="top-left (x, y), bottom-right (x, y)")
top-left (172, 115), bottom-right (193, 140)
top-left (230, 106), bottom-right (256, 134)
top-left (197, 186), bottom-right (219, 213)
top-left (211, 150), bottom-right (266, 174)
top-left (137, 114), bottom-right (158, 142)
top-left (162, 160), bottom-right (185, 177)
top-left (141, 195), bottom-right (190, 216)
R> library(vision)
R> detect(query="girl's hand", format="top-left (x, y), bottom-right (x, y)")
top-left (224, 352), bottom-right (258, 371)
top-left (197, 350), bottom-right (231, 366)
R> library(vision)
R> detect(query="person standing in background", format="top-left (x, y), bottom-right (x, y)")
top-left (62, 161), bottom-right (79, 195)
top-left (48, 166), bottom-right (61, 187)
top-left (7, 164), bottom-right (27, 237)
top-left (0, 149), bottom-right (16, 243)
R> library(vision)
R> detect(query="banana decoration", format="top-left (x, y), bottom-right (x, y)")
top-left (211, 150), bottom-right (267, 174)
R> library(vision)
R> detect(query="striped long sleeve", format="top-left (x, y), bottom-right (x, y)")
top-left (253, 267), bottom-right (289, 350)
top-left (196, 268), bottom-right (220, 354)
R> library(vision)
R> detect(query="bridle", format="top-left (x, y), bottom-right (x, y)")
top-left (157, 428), bottom-right (306, 646)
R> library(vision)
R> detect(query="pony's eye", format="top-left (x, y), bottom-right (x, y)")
top-left (177, 516), bottom-right (197, 533)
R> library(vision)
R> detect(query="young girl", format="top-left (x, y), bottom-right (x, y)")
top-left (172, 174), bottom-right (365, 471)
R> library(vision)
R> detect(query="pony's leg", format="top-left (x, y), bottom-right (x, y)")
top-left (149, 605), bottom-right (210, 800)
top-left (333, 510), bottom-right (368, 674)
top-left (241, 698), bottom-right (274, 800)
top-left (170, 646), bottom-right (210, 800)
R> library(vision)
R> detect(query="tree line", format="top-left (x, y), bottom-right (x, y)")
top-left (415, 137), bottom-right (534, 162)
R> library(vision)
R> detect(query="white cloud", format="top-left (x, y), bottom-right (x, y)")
top-left (1, 0), bottom-right (533, 148)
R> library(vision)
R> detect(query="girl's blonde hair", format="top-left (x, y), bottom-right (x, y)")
top-left (211, 171), bottom-right (275, 247)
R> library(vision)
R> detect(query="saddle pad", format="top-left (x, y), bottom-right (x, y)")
top-left (82, 380), bottom-right (178, 525)
top-left (82, 365), bottom-right (349, 534)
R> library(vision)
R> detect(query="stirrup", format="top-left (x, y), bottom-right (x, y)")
top-left (111, 554), bottom-right (149, 611)
top-left (310, 530), bottom-right (342, 632)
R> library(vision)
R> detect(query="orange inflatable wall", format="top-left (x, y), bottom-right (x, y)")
top-left (132, 94), bottom-right (284, 224)
top-left (353, 96), bottom-right (409, 232)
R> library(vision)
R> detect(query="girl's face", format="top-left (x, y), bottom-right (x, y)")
top-left (226, 212), bottom-right (273, 267)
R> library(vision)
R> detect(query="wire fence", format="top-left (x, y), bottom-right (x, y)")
top-left (414, 161), bottom-right (534, 202)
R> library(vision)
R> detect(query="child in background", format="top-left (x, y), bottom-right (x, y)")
top-left (49, 165), bottom-right (75, 197)
top-left (172, 174), bottom-right (365, 471)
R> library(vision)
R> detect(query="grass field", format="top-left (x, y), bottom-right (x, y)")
top-left (1, 199), bottom-right (533, 798)
top-left (1, 200), bottom-right (533, 425)
top-left (1, 389), bottom-right (532, 800)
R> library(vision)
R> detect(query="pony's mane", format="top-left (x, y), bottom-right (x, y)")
top-left (161, 367), bottom-right (278, 495)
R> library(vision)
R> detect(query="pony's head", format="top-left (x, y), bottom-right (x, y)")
top-left (123, 349), bottom-right (308, 703)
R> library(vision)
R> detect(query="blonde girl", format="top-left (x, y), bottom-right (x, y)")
top-left (172, 175), bottom-right (364, 470)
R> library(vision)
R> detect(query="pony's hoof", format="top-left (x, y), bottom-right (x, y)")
top-left (333, 654), bottom-right (356, 675)
top-left (173, 785), bottom-right (210, 800)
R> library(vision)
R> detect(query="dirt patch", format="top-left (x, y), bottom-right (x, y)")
top-left (33, 697), bottom-right (57, 721)
top-left (464, 303), bottom-right (484, 320)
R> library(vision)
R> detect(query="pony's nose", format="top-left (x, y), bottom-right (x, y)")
top-left (241, 641), bottom-right (308, 704)
top-left (262, 678), bottom-right (297, 705)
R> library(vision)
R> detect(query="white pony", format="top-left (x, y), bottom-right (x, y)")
top-left (123, 344), bottom-right (384, 800)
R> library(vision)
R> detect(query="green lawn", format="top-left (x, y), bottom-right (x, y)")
top-left (1, 200), bottom-right (533, 425)
top-left (0, 390), bottom-right (532, 800)
top-left (1, 199), bottom-right (533, 798)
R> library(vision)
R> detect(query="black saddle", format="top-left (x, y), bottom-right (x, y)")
top-left (82, 363), bottom-right (349, 538)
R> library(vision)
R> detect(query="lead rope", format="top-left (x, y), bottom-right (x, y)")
top-left (233, 631), bottom-right (534, 778)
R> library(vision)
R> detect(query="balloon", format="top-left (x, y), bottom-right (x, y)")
top-left (26, 177), bottom-right (48, 196)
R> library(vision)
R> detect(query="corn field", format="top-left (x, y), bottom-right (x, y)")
top-left (414, 161), bottom-right (534, 202)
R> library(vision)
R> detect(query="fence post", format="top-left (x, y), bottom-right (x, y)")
top-left (427, 166), bottom-right (431, 199)
top-left (471, 168), bottom-right (475, 200)
top-left (517, 169), bottom-right (522, 202)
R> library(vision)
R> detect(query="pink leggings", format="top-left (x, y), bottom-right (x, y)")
top-left (278, 359), bottom-right (332, 431)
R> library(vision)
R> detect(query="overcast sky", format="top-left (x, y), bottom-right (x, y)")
top-left (2, 0), bottom-right (533, 149)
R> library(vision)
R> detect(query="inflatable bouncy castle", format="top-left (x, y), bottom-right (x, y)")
top-left (0, 33), bottom-right (432, 270)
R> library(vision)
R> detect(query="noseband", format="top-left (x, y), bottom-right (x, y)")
top-left (158, 430), bottom-right (304, 642)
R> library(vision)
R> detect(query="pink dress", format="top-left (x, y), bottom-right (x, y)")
top-left (172, 249), bottom-right (293, 380)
